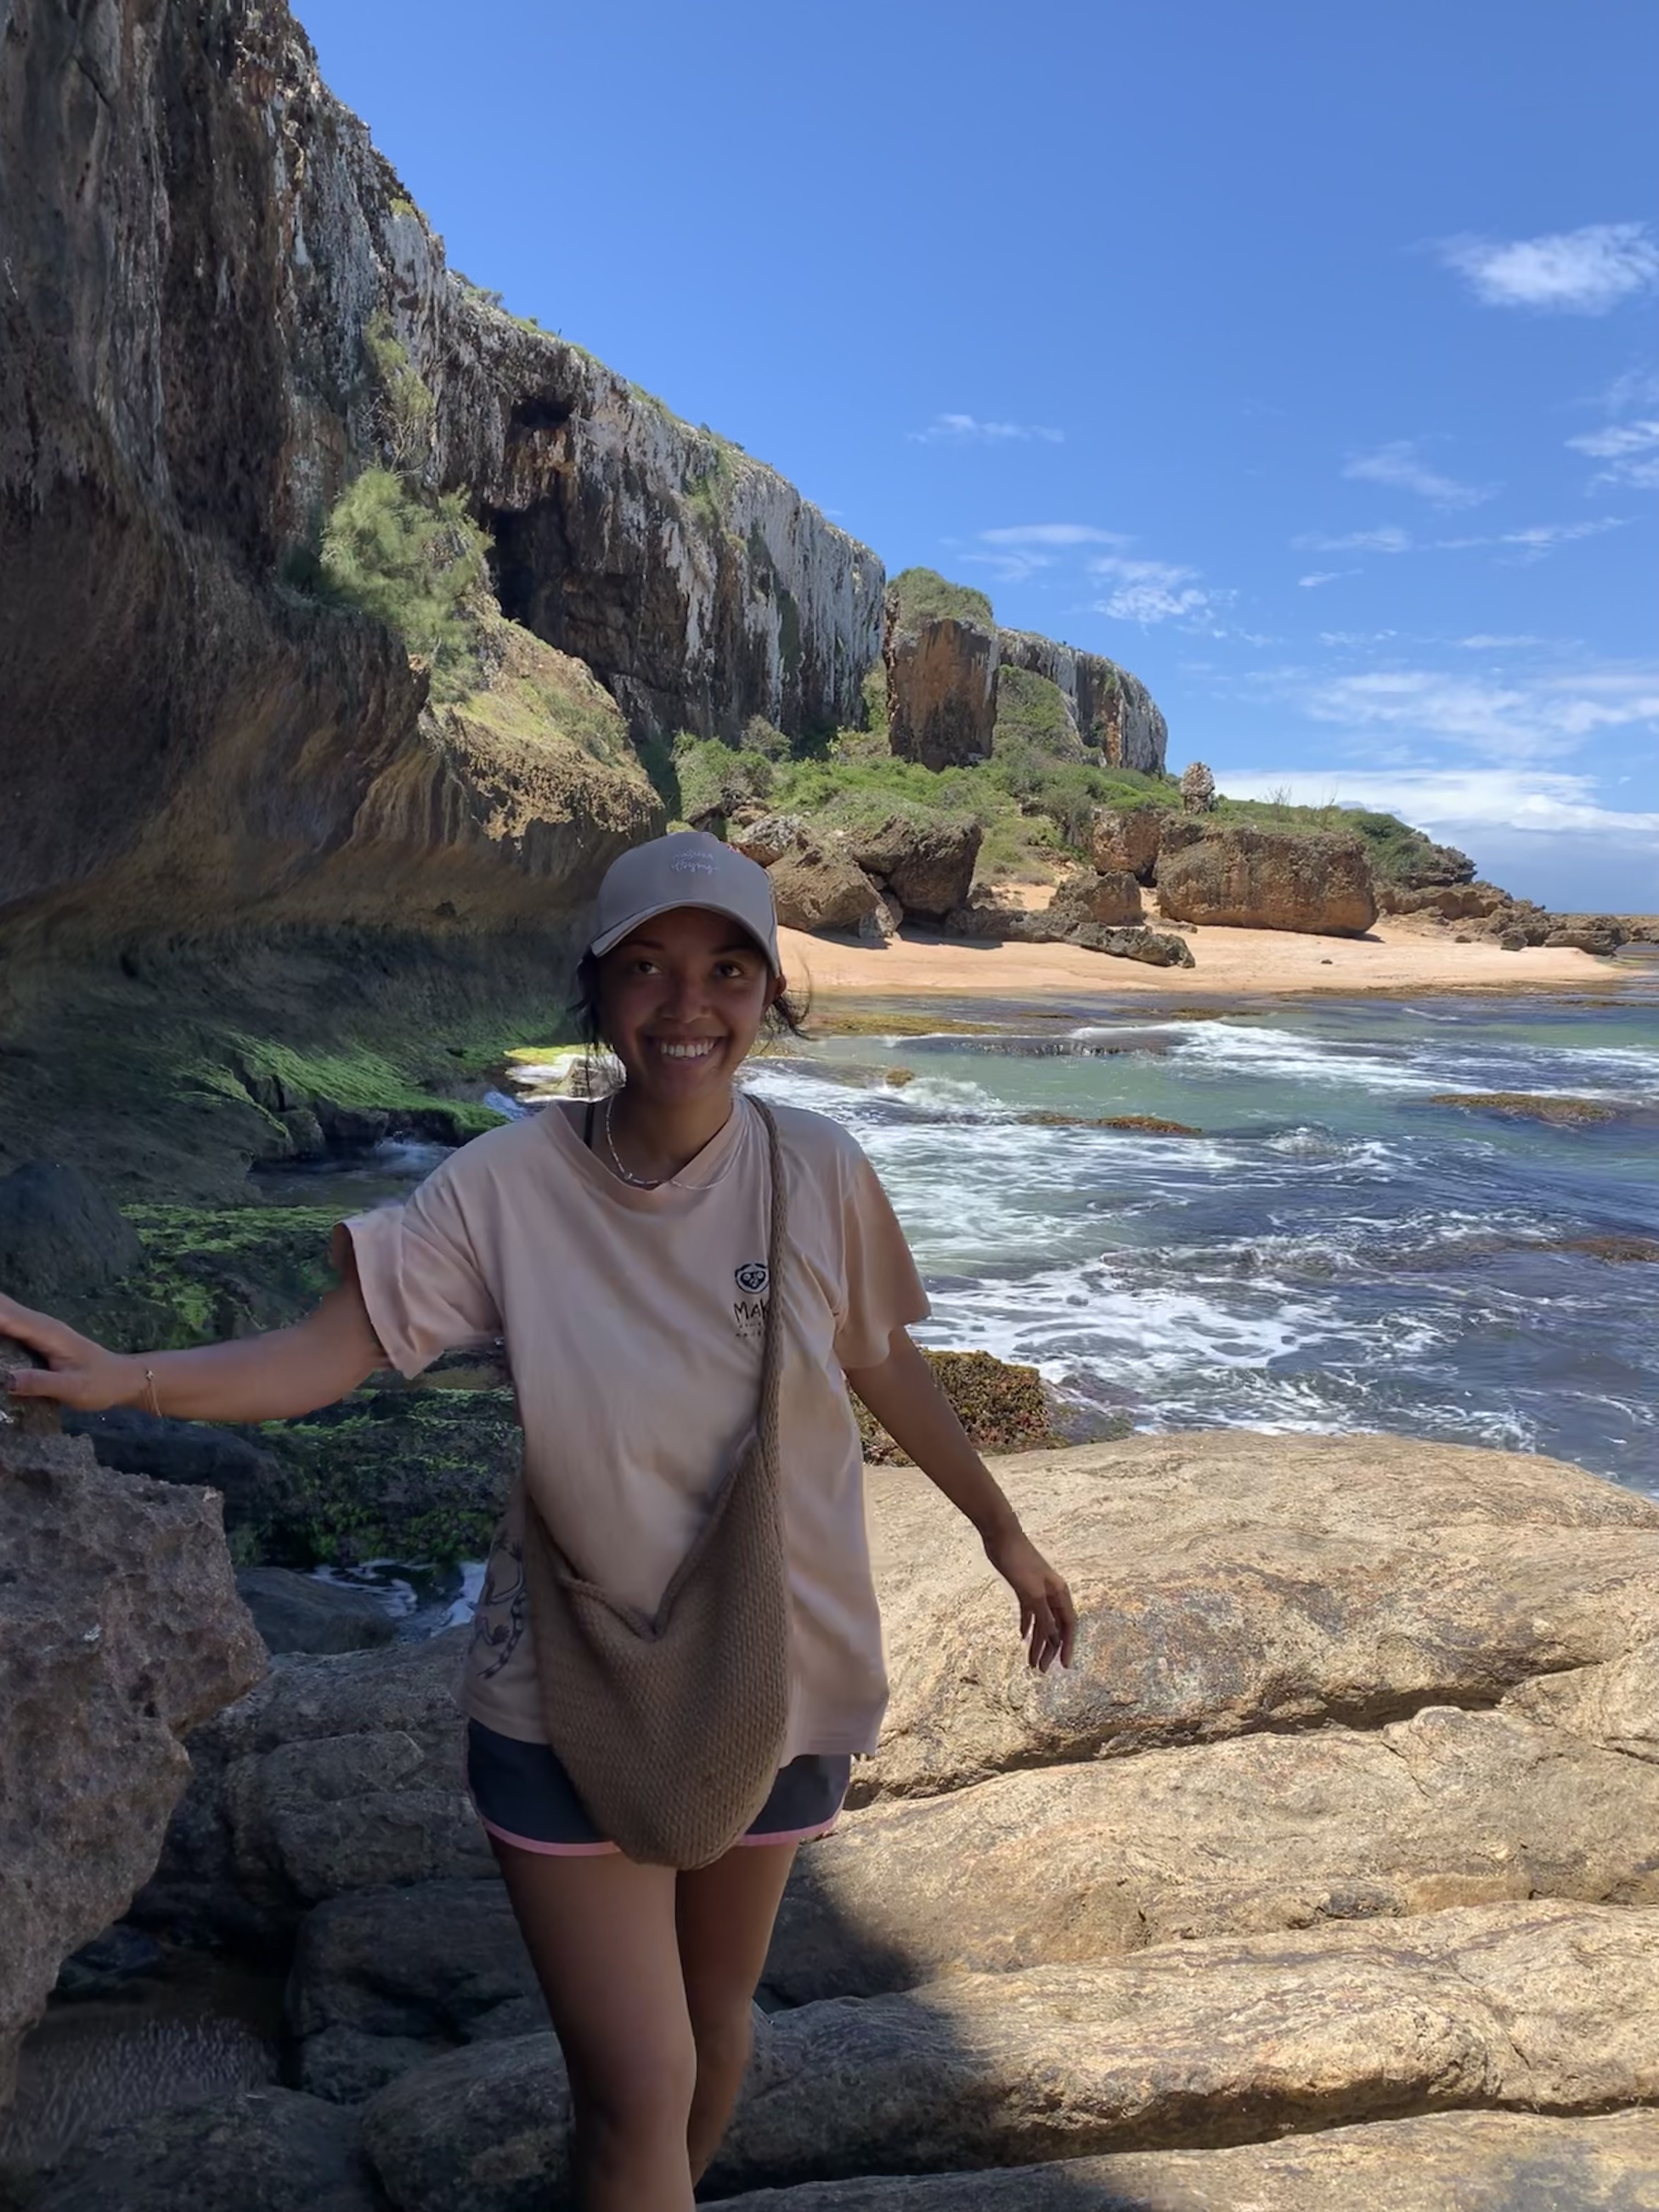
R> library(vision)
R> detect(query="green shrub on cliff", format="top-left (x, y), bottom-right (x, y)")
top-left (888, 567), bottom-right (995, 631)
top-left (317, 468), bottom-right (489, 699)
top-left (672, 733), bottom-right (774, 819)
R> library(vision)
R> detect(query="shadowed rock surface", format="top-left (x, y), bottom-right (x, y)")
top-left (1158, 826), bottom-right (1377, 935)
top-left (703, 2110), bottom-right (1659, 2209)
top-left (20, 2087), bottom-right (380, 2212)
top-left (0, 1423), bottom-right (266, 2100)
top-left (235, 1570), bottom-right (397, 1657)
top-left (357, 1904), bottom-right (1659, 2206)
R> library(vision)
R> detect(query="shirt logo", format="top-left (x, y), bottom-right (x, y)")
top-left (735, 1261), bottom-right (769, 1296)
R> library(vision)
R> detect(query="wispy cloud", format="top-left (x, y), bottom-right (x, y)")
top-left (1342, 441), bottom-right (1496, 509)
top-left (1087, 554), bottom-right (1227, 626)
top-left (979, 523), bottom-right (1128, 546)
top-left (1285, 664), bottom-right (1659, 763)
top-left (1294, 518), bottom-right (1624, 563)
top-left (910, 413), bottom-right (1064, 445)
top-left (1217, 766), bottom-right (1659, 845)
top-left (1567, 419), bottom-right (1659, 490)
top-left (1436, 223), bottom-right (1659, 314)
top-left (1297, 570), bottom-right (1354, 589)
top-left (1296, 526), bottom-right (1415, 555)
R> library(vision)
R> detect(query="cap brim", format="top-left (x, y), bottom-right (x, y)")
top-left (589, 898), bottom-right (781, 970)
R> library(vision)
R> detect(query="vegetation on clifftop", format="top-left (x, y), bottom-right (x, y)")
top-left (888, 567), bottom-right (996, 631)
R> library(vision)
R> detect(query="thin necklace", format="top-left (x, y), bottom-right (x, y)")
top-left (602, 1092), bottom-right (664, 1188)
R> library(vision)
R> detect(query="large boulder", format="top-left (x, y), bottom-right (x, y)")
top-left (704, 2112), bottom-right (1659, 2209)
top-left (730, 814), bottom-right (808, 868)
top-left (1376, 881), bottom-right (1506, 921)
top-left (357, 1903), bottom-right (1659, 2206)
top-left (883, 583), bottom-right (998, 772)
top-left (1046, 868), bottom-right (1143, 930)
top-left (1089, 806), bottom-right (1164, 882)
top-left (62, 1412), bottom-right (303, 1551)
top-left (843, 816), bottom-right (983, 917)
top-left (0, 1419), bottom-right (266, 2101)
top-left (768, 845), bottom-right (883, 934)
top-left (1158, 826), bottom-right (1377, 935)
top-left (0, 1163), bottom-right (143, 1302)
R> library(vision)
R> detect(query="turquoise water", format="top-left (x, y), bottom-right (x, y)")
top-left (744, 988), bottom-right (1659, 1493)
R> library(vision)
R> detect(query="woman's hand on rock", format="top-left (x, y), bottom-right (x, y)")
top-left (0, 1294), bottom-right (137, 1413)
top-left (984, 1525), bottom-right (1076, 1672)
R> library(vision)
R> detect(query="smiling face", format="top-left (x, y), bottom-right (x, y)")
top-left (595, 905), bottom-right (784, 1104)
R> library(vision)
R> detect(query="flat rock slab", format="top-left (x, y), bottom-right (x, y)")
top-left (864, 1432), bottom-right (1659, 1800)
top-left (703, 2108), bottom-right (1659, 2209)
top-left (359, 1903), bottom-right (1659, 2208)
top-left (21, 2087), bottom-right (380, 2212)
top-left (0, 1431), bottom-right (265, 2100)
top-left (766, 1706), bottom-right (1659, 2000)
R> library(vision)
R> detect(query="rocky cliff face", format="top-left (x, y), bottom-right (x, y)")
top-left (0, 0), bottom-right (881, 1188)
top-left (997, 628), bottom-right (1166, 772)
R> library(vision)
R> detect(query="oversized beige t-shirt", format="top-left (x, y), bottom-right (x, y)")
top-left (342, 1092), bottom-right (929, 1759)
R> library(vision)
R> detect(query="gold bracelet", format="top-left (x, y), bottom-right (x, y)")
top-left (143, 1367), bottom-right (162, 1419)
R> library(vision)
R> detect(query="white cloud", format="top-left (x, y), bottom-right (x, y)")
top-left (1457, 634), bottom-right (1548, 650)
top-left (1483, 517), bottom-right (1627, 562)
top-left (910, 413), bottom-right (1064, 445)
top-left (1087, 554), bottom-right (1226, 625)
top-left (1567, 419), bottom-right (1659, 490)
top-left (1296, 526), bottom-right (1415, 555)
top-left (1342, 441), bottom-right (1495, 509)
top-left (1297, 571), bottom-right (1352, 588)
top-left (1286, 664), bottom-right (1659, 763)
top-left (1437, 223), bottom-right (1659, 314)
top-left (979, 523), bottom-right (1128, 546)
top-left (1217, 766), bottom-right (1659, 847)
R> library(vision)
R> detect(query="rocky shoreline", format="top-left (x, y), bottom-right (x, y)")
top-left (8, 1424), bottom-right (1659, 2205)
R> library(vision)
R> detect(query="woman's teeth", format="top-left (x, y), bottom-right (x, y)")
top-left (655, 1040), bottom-right (717, 1060)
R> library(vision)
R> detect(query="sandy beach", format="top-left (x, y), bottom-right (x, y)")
top-left (779, 918), bottom-right (1648, 1004)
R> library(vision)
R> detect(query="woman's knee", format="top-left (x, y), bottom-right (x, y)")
top-left (686, 1992), bottom-right (755, 2078)
top-left (570, 2025), bottom-right (699, 2145)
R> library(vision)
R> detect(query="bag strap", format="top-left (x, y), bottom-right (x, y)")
top-left (749, 1097), bottom-right (788, 1472)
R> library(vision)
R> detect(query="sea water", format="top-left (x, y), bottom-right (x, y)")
top-left (742, 991), bottom-right (1659, 1493)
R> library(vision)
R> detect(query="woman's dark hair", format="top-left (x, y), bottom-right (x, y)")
top-left (568, 946), bottom-right (811, 1052)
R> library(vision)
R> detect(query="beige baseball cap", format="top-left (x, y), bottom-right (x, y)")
top-left (588, 830), bottom-right (782, 972)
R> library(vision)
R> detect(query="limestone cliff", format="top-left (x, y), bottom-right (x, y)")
top-left (0, 0), bottom-right (882, 1189)
top-left (997, 628), bottom-right (1166, 773)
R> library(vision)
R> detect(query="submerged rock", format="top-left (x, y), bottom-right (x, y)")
top-left (1427, 1092), bottom-right (1623, 1127)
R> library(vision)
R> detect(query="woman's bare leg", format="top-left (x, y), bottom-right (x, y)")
top-left (675, 1842), bottom-right (799, 2181)
top-left (489, 1835), bottom-right (697, 2211)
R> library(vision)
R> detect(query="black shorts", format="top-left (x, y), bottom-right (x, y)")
top-left (466, 1719), bottom-right (851, 1858)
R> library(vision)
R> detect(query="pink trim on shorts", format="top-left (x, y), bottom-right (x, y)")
top-left (733, 1813), bottom-right (842, 1847)
top-left (478, 1815), bottom-right (619, 1858)
top-left (477, 1812), bottom-right (840, 1856)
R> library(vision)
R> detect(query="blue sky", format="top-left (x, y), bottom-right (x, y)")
top-left (300, 0), bottom-right (1657, 910)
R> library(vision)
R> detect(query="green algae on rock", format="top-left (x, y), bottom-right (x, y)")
top-left (856, 1350), bottom-right (1059, 1465)
top-left (1427, 1092), bottom-right (1623, 1127)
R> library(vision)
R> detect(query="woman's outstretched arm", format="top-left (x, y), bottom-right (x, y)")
top-left (845, 1328), bottom-right (1076, 1672)
top-left (0, 1260), bottom-right (386, 1426)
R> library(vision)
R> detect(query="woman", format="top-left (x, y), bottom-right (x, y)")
top-left (1, 830), bottom-right (1075, 2211)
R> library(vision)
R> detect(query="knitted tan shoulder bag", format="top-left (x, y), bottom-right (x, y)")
top-left (518, 1097), bottom-right (792, 1869)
